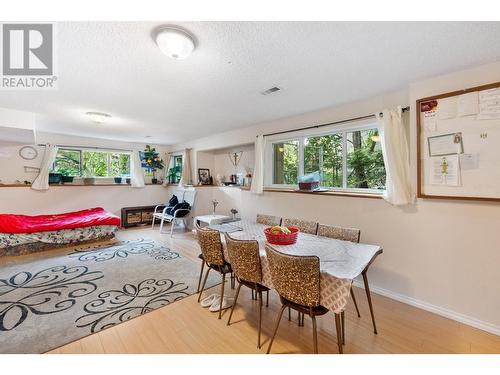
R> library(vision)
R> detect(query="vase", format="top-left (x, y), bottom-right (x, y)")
top-left (151, 178), bottom-right (158, 184)
top-left (61, 176), bottom-right (74, 184)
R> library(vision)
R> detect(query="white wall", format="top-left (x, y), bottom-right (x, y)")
top-left (166, 61), bottom-right (500, 335)
top-left (0, 131), bottom-right (169, 184)
top-left (0, 132), bottom-right (172, 216)
top-left (0, 107), bottom-right (35, 145)
top-left (213, 144), bottom-right (254, 182)
top-left (0, 185), bottom-right (170, 217)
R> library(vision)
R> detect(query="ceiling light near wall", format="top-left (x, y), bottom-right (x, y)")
top-left (155, 27), bottom-right (195, 60)
top-left (86, 111), bottom-right (111, 123)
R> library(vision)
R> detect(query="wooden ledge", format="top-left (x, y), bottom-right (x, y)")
top-left (262, 188), bottom-right (383, 199)
top-left (0, 183), bottom-right (163, 188)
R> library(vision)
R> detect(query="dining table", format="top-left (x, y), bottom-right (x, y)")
top-left (215, 220), bottom-right (383, 314)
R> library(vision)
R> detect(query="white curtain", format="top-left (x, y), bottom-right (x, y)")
top-left (31, 144), bottom-right (58, 191)
top-left (162, 152), bottom-right (172, 186)
top-left (376, 106), bottom-right (413, 205)
top-left (179, 148), bottom-right (192, 187)
top-left (130, 151), bottom-right (145, 188)
top-left (251, 135), bottom-right (264, 194)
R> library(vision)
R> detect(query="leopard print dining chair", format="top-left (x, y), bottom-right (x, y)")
top-left (256, 214), bottom-right (282, 227)
top-left (225, 233), bottom-right (270, 348)
top-left (196, 224), bottom-right (232, 319)
top-left (282, 218), bottom-right (318, 235)
top-left (264, 244), bottom-right (343, 354)
top-left (317, 224), bottom-right (361, 243)
top-left (316, 223), bottom-right (379, 336)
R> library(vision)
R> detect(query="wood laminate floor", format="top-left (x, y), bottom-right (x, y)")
top-left (6, 226), bottom-right (499, 354)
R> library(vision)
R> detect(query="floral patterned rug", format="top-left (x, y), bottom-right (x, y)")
top-left (0, 238), bottom-right (218, 353)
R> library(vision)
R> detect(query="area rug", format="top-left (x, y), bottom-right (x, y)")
top-left (0, 238), bottom-right (219, 353)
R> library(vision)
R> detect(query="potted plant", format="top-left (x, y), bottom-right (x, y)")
top-left (82, 170), bottom-right (95, 185)
top-left (49, 172), bottom-right (62, 184)
top-left (142, 145), bottom-right (164, 184)
top-left (114, 176), bottom-right (122, 184)
top-left (126, 177), bottom-right (131, 184)
top-left (58, 168), bottom-right (75, 184)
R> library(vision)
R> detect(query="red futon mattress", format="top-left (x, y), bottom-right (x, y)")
top-left (0, 207), bottom-right (121, 234)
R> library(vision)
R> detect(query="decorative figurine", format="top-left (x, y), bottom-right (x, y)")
top-left (212, 199), bottom-right (219, 215)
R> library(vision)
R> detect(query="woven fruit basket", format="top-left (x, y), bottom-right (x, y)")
top-left (264, 227), bottom-right (299, 245)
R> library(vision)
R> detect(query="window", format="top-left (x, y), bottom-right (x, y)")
top-left (273, 141), bottom-right (298, 184)
top-left (269, 123), bottom-right (385, 193)
top-left (166, 154), bottom-right (183, 184)
top-left (53, 148), bottom-right (131, 177)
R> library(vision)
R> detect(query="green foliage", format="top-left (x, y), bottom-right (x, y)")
top-left (142, 145), bottom-right (164, 171)
top-left (53, 149), bottom-right (131, 178)
top-left (110, 153), bottom-right (131, 176)
top-left (167, 155), bottom-right (183, 183)
top-left (54, 149), bottom-right (80, 176)
top-left (82, 151), bottom-right (107, 177)
top-left (273, 142), bottom-right (298, 184)
top-left (347, 129), bottom-right (385, 189)
top-left (304, 134), bottom-right (343, 187)
top-left (274, 128), bottom-right (386, 190)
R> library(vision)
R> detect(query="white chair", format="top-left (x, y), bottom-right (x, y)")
top-left (152, 189), bottom-right (197, 237)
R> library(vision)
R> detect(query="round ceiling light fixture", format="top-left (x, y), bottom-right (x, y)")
top-left (155, 26), bottom-right (195, 60)
top-left (86, 111), bottom-right (111, 123)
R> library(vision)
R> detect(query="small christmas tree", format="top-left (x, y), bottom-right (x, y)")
top-left (142, 145), bottom-right (164, 182)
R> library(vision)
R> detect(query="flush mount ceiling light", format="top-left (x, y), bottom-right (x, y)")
top-left (86, 111), bottom-right (111, 124)
top-left (155, 27), bottom-right (195, 60)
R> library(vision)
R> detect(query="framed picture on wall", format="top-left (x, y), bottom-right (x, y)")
top-left (198, 168), bottom-right (211, 185)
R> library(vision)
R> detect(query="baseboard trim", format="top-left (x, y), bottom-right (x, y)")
top-left (352, 280), bottom-right (500, 337)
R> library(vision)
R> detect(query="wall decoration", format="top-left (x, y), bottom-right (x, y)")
top-left (198, 168), bottom-right (211, 185)
top-left (24, 166), bottom-right (40, 173)
top-left (19, 146), bottom-right (38, 160)
top-left (417, 80), bottom-right (500, 201)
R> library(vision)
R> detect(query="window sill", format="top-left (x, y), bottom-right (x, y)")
top-left (262, 187), bottom-right (383, 199)
top-left (0, 183), bottom-right (163, 188)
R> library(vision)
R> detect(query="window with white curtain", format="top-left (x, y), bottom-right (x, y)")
top-left (52, 148), bottom-right (131, 177)
top-left (266, 120), bottom-right (386, 193)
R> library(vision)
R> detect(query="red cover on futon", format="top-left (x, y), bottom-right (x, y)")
top-left (0, 207), bottom-right (121, 234)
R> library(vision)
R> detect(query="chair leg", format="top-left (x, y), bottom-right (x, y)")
top-left (219, 273), bottom-right (226, 319)
top-left (341, 311), bottom-right (345, 345)
top-left (230, 273), bottom-right (235, 290)
top-left (170, 218), bottom-right (175, 237)
top-left (197, 260), bottom-right (205, 293)
top-left (350, 286), bottom-right (361, 318)
top-left (288, 306), bottom-right (291, 321)
top-left (258, 291), bottom-right (263, 349)
top-left (159, 217), bottom-right (165, 233)
top-left (266, 290), bottom-right (269, 307)
top-left (266, 304), bottom-right (287, 354)
top-left (334, 313), bottom-right (343, 354)
top-left (151, 215), bottom-right (155, 229)
top-left (311, 315), bottom-right (318, 354)
top-left (197, 268), bottom-right (211, 302)
top-left (362, 271), bottom-right (378, 334)
top-left (227, 282), bottom-right (242, 326)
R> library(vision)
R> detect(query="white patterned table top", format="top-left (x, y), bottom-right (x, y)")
top-left (221, 220), bottom-right (383, 313)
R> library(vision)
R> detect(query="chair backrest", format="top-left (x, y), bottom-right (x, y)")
top-left (256, 214), bottom-right (282, 227)
top-left (317, 224), bottom-right (360, 243)
top-left (265, 244), bottom-right (321, 307)
top-left (225, 233), bottom-right (262, 283)
top-left (183, 189), bottom-right (196, 208)
top-left (282, 218), bottom-right (318, 235)
top-left (169, 189), bottom-right (185, 205)
top-left (196, 223), bottom-right (224, 266)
